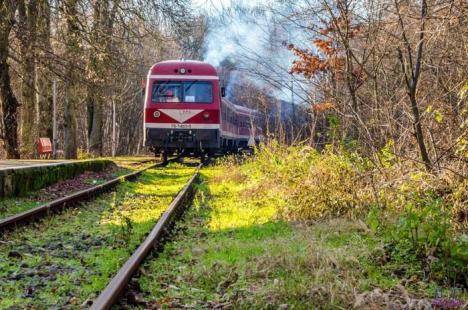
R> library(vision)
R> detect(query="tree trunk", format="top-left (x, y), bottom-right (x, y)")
top-left (409, 91), bottom-right (431, 169)
top-left (63, 0), bottom-right (80, 159)
top-left (0, 2), bottom-right (20, 159)
top-left (63, 96), bottom-right (77, 159)
top-left (36, 0), bottom-right (53, 138)
top-left (395, 0), bottom-right (431, 170)
top-left (0, 59), bottom-right (20, 159)
top-left (88, 95), bottom-right (103, 155)
top-left (18, 0), bottom-right (39, 157)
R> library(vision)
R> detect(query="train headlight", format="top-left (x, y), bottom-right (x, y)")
top-left (203, 112), bottom-right (210, 119)
top-left (153, 111), bottom-right (161, 118)
top-left (179, 68), bottom-right (186, 74)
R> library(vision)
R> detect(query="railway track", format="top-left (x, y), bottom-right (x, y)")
top-left (0, 158), bottom-right (173, 232)
top-left (0, 157), bottom-right (202, 309)
top-left (91, 162), bottom-right (202, 309)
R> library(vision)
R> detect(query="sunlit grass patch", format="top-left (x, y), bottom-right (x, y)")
top-left (135, 165), bottom-right (372, 308)
top-left (135, 157), bottom-right (466, 309)
top-left (0, 165), bottom-right (195, 308)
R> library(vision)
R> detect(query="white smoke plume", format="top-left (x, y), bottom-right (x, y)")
top-left (194, 0), bottom-right (311, 103)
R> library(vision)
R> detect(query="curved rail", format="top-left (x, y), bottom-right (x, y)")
top-left (90, 163), bottom-right (202, 310)
top-left (0, 159), bottom-right (172, 232)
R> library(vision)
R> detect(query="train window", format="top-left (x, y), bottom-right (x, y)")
top-left (152, 82), bottom-right (181, 102)
top-left (184, 81), bottom-right (213, 103)
top-left (152, 81), bottom-right (213, 103)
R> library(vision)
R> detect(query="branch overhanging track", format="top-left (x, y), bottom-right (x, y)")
top-left (90, 161), bottom-right (203, 310)
top-left (0, 158), bottom-right (178, 233)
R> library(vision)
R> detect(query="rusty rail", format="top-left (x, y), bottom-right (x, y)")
top-left (90, 163), bottom-right (202, 310)
top-left (0, 159), bottom-right (173, 232)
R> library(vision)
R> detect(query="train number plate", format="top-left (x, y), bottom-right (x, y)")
top-left (171, 123), bottom-right (191, 129)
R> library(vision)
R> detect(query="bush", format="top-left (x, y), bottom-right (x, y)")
top-left (243, 141), bottom-right (371, 220)
top-left (240, 141), bottom-right (467, 229)
top-left (368, 198), bottom-right (467, 287)
top-left (235, 141), bottom-right (467, 287)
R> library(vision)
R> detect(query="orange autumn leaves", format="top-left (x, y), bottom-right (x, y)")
top-left (286, 17), bottom-right (360, 113)
top-left (311, 101), bottom-right (336, 113)
top-left (285, 37), bottom-right (341, 113)
top-left (285, 37), bottom-right (344, 80)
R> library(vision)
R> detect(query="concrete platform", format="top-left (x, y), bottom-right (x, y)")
top-left (0, 160), bottom-right (70, 171)
top-left (0, 159), bottom-right (113, 197)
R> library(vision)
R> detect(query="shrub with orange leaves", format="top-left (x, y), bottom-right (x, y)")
top-left (313, 39), bottom-right (335, 56)
top-left (286, 34), bottom-right (345, 80)
top-left (312, 102), bottom-right (336, 113)
top-left (286, 14), bottom-right (360, 82)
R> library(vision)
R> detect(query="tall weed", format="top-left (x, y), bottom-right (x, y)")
top-left (241, 141), bottom-right (467, 230)
top-left (244, 141), bottom-right (371, 220)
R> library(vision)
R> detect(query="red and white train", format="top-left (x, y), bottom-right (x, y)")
top-left (143, 60), bottom-right (262, 158)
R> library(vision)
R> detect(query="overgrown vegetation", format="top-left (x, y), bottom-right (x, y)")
top-left (245, 142), bottom-right (467, 288)
top-left (134, 147), bottom-right (466, 308)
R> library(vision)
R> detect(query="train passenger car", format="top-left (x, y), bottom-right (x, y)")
top-left (220, 99), bottom-right (261, 151)
top-left (143, 60), bottom-right (262, 158)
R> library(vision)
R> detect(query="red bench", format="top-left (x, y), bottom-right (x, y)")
top-left (37, 137), bottom-right (53, 159)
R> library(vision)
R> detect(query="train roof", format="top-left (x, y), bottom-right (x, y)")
top-left (149, 60), bottom-right (218, 77)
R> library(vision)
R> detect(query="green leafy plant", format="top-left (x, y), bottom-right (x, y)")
top-left (377, 197), bottom-right (467, 286)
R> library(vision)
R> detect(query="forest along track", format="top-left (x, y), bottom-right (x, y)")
top-left (0, 159), bottom-right (198, 309)
top-left (0, 158), bottom-right (175, 233)
top-left (90, 162), bottom-right (202, 310)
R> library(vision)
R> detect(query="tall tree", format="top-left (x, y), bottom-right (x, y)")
top-left (62, 0), bottom-right (80, 159)
top-left (18, 0), bottom-right (39, 157)
top-left (36, 0), bottom-right (53, 138)
top-left (0, 1), bottom-right (20, 158)
top-left (395, 0), bottom-right (431, 170)
top-left (87, 0), bottom-right (117, 156)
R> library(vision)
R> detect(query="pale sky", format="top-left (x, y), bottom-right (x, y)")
top-left (192, 0), bottom-right (267, 14)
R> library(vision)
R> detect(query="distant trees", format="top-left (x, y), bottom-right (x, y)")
top-left (0, 0), bottom-right (204, 159)
top-left (284, 0), bottom-right (466, 171)
top-left (2, 0), bottom-right (465, 172)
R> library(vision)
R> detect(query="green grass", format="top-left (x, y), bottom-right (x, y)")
top-left (134, 162), bottom-right (467, 309)
top-left (0, 162), bottom-right (195, 308)
top-left (0, 199), bottom-right (41, 218)
top-left (134, 166), bottom-right (368, 308)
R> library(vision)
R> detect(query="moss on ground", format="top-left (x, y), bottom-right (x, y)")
top-left (134, 164), bottom-right (466, 309)
top-left (0, 162), bottom-right (195, 309)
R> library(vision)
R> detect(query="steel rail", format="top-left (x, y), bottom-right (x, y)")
top-left (0, 159), bottom-right (174, 232)
top-left (90, 163), bottom-right (202, 310)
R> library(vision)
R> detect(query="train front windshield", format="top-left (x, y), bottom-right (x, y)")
top-left (152, 81), bottom-right (213, 103)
